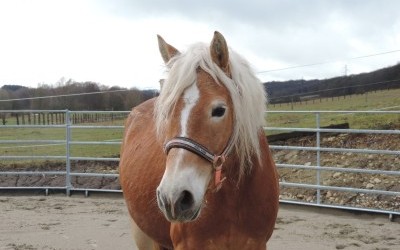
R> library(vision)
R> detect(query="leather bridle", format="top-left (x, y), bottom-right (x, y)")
top-left (164, 135), bottom-right (235, 191)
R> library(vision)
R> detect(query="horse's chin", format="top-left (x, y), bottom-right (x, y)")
top-left (163, 205), bottom-right (202, 223)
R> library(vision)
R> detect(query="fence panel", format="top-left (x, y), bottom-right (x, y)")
top-left (265, 110), bottom-right (400, 217)
top-left (0, 110), bottom-right (399, 217)
top-left (0, 110), bottom-right (128, 196)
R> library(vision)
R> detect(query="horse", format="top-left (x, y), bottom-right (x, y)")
top-left (119, 31), bottom-right (279, 250)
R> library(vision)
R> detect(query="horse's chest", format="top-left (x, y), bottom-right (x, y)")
top-left (170, 212), bottom-right (267, 250)
top-left (172, 228), bottom-right (265, 250)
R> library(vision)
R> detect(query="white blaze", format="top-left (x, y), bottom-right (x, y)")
top-left (171, 82), bottom-right (201, 190)
top-left (180, 83), bottom-right (200, 136)
top-left (157, 82), bottom-right (209, 218)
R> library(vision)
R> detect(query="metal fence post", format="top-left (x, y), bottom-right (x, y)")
top-left (65, 110), bottom-right (72, 196)
top-left (316, 112), bottom-right (321, 204)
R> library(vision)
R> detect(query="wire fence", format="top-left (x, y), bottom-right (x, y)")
top-left (0, 110), bottom-right (399, 217)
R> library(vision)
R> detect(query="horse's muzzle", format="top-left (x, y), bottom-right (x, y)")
top-left (156, 189), bottom-right (200, 222)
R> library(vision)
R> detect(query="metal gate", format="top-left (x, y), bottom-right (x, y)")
top-left (0, 110), bottom-right (399, 217)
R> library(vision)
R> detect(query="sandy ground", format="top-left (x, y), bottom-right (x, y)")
top-left (0, 194), bottom-right (399, 250)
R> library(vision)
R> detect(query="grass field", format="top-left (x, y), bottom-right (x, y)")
top-left (0, 121), bottom-right (125, 163)
top-left (268, 88), bottom-right (400, 111)
top-left (1, 89), bottom-right (399, 164)
top-left (265, 88), bottom-right (400, 132)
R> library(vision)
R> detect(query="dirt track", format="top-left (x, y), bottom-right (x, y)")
top-left (0, 194), bottom-right (399, 250)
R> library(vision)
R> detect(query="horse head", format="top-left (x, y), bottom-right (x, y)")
top-left (155, 32), bottom-right (235, 222)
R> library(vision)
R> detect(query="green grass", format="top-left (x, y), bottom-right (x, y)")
top-left (267, 88), bottom-right (400, 111)
top-left (0, 120), bottom-right (125, 164)
top-left (265, 89), bottom-right (400, 133)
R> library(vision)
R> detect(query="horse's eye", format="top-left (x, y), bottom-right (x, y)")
top-left (212, 107), bottom-right (226, 117)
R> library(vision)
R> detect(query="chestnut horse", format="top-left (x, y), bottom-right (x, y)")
top-left (120, 31), bottom-right (279, 250)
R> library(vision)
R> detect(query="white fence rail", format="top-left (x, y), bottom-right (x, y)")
top-left (0, 110), bottom-right (399, 217)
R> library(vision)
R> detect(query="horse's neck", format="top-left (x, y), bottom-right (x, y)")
top-left (224, 143), bottom-right (263, 186)
top-left (220, 134), bottom-right (275, 198)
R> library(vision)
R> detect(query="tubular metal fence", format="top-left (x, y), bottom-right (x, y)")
top-left (0, 110), bottom-right (128, 196)
top-left (265, 110), bottom-right (400, 219)
top-left (0, 110), bottom-right (399, 218)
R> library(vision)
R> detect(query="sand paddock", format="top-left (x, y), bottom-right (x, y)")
top-left (0, 194), bottom-right (399, 250)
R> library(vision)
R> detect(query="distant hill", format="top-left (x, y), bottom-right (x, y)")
top-left (265, 63), bottom-right (400, 104)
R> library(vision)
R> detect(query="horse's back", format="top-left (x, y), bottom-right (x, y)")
top-left (119, 98), bottom-right (172, 248)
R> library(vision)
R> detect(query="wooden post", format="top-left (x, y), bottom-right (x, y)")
top-left (16, 113), bottom-right (20, 125)
top-left (291, 98), bottom-right (294, 110)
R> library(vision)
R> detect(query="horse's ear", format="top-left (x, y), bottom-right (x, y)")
top-left (157, 35), bottom-right (180, 64)
top-left (210, 31), bottom-right (230, 75)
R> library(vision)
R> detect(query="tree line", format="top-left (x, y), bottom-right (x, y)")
top-left (0, 79), bottom-right (158, 111)
top-left (3, 61), bottom-right (400, 110)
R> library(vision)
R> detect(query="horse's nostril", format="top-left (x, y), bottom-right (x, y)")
top-left (176, 190), bottom-right (194, 212)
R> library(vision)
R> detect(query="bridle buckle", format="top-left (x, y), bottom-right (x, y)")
top-left (213, 155), bottom-right (227, 191)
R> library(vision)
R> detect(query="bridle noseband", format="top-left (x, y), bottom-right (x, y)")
top-left (164, 135), bottom-right (234, 191)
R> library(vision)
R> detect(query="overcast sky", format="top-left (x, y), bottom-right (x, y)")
top-left (1, 0), bottom-right (399, 90)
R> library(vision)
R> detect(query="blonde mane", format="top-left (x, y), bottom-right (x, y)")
top-left (154, 42), bottom-right (267, 176)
